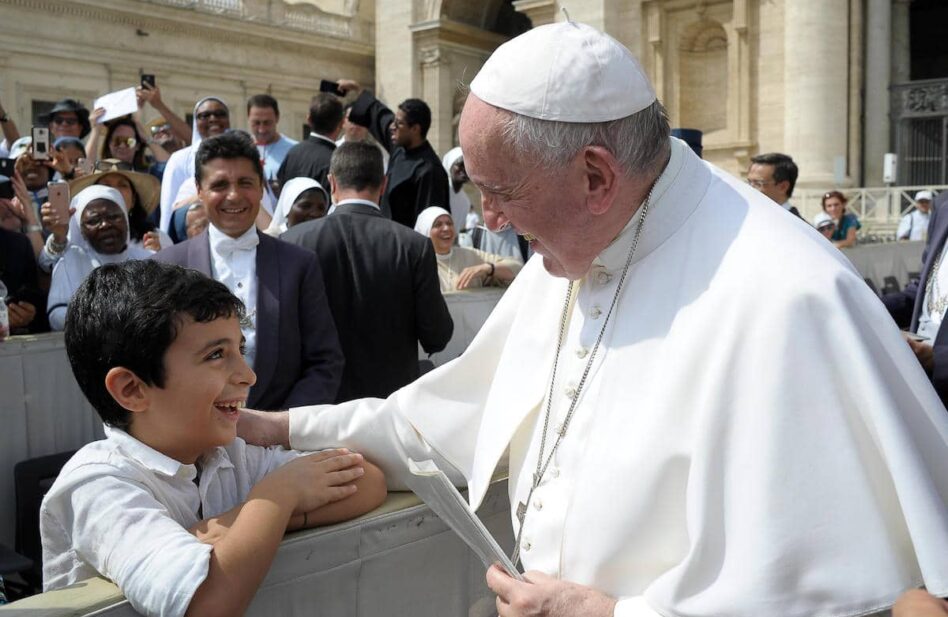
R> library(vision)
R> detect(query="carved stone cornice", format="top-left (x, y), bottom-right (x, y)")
top-left (891, 79), bottom-right (948, 118)
top-left (419, 47), bottom-right (450, 68)
top-left (0, 0), bottom-right (374, 54)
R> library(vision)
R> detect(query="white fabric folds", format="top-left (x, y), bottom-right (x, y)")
top-left (289, 139), bottom-right (948, 617)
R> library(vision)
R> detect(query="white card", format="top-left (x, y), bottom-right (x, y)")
top-left (92, 87), bottom-right (138, 123)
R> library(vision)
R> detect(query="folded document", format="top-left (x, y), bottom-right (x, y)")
top-left (407, 458), bottom-right (523, 580)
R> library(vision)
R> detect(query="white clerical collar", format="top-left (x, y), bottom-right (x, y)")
top-left (781, 201), bottom-right (793, 211)
top-left (208, 223), bottom-right (259, 256)
top-left (309, 132), bottom-right (337, 146)
top-left (334, 198), bottom-right (381, 211)
top-left (592, 137), bottom-right (705, 274)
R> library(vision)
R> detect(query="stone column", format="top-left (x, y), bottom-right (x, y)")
top-left (418, 46), bottom-right (455, 156)
top-left (783, 0), bottom-right (851, 187)
top-left (891, 0), bottom-right (911, 84)
top-left (864, 0), bottom-right (890, 186)
top-left (512, 0), bottom-right (557, 27)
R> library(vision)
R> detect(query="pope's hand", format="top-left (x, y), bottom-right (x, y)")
top-left (894, 590), bottom-right (948, 617)
top-left (905, 335), bottom-right (934, 373)
top-left (486, 564), bottom-right (617, 617)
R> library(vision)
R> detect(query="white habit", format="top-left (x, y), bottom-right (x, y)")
top-left (289, 138), bottom-right (948, 617)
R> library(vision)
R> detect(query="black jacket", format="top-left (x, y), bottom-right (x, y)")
top-left (0, 228), bottom-right (48, 333)
top-left (282, 203), bottom-right (453, 402)
top-left (883, 193), bottom-right (948, 407)
top-left (276, 135), bottom-right (336, 192)
top-left (348, 91), bottom-right (451, 228)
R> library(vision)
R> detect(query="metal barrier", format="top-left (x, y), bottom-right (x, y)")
top-left (794, 185), bottom-right (948, 238)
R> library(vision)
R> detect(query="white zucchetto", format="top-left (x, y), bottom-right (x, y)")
top-left (469, 20), bottom-right (657, 123)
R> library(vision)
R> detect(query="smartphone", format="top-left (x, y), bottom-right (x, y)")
top-left (319, 79), bottom-right (344, 97)
top-left (0, 158), bottom-right (14, 177)
top-left (31, 126), bottom-right (50, 161)
top-left (48, 180), bottom-right (69, 212)
top-left (77, 157), bottom-right (94, 176)
top-left (141, 74), bottom-right (156, 89)
top-left (904, 331), bottom-right (930, 342)
top-left (0, 181), bottom-right (13, 200)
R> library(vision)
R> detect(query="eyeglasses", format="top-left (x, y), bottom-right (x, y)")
top-left (81, 211), bottom-right (125, 229)
top-left (51, 116), bottom-right (79, 126)
top-left (110, 137), bottom-right (137, 149)
top-left (747, 179), bottom-right (775, 189)
top-left (94, 159), bottom-right (134, 172)
top-left (196, 110), bottom-right (229, 121)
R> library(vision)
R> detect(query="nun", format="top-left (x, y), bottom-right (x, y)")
top-left (47, 186), bottom-right (151, 330)
top-left (265, 177), bottom-right (330, 237)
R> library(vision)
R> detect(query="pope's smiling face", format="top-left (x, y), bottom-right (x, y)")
top-left (459, 95), bottom-right (593, 279)
top-left (197, 157), bottom-right (262, 238)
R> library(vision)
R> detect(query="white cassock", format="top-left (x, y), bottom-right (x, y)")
top-left (289, 138), bottom-right (948, 616)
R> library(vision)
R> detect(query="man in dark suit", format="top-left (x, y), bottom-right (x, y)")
top-left (334, 79), bottom-right (450, 229)
top-left (276, 93), bottom-right (342, 195)
top-left (883, 190), bottom-right (948, 407)
top-left (154, 131), bottom-right (344, 409)
top-left (282, 140), bottom-right (453, 402)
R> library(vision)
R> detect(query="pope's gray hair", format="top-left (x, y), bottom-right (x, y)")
top-left (500, 100), bottom-right (671, 177)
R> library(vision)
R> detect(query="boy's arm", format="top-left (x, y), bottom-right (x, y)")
top-left (189, 461), bottom-right (384, 544)
top-left (185, 450), bottom-right (364, 617)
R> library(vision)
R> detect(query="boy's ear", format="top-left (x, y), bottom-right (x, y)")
top-left (104, 367), bottom-right (150, 414)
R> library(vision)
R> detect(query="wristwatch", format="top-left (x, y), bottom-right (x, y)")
top-left (25, 224), bottom-right (42, 233)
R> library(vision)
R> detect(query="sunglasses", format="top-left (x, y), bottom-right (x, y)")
top-left (150, 125), bottom-right (171, 135)
top-left (94, 159), bottom-right (134, 172)
top-left (51, 116), bottom-right (79, 126)
top-left (196, 110), bottom-right (228, 121)
top-left (110, 137), bottom-right (137, 149)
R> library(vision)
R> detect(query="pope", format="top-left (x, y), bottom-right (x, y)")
top-left (240, 21), bottom-right (948, 617)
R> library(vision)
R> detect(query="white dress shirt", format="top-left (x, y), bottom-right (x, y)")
top-left (41, 427), bottom-right (300, 617)
top-left (327, 198), bottom-right (381, 217)
top-left (897, 209), bottom-right (930, 241)
top-left (208, 224), bottom-right (259, 368)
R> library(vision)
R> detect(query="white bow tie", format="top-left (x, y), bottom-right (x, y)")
top-left (213, 230), bottom-right (259, 258)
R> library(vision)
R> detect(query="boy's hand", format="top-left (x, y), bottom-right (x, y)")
top-left (261, 449), bottom-right (365, 514)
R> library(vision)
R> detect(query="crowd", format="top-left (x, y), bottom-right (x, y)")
top-left (2, 17), bottom-right (948, 617)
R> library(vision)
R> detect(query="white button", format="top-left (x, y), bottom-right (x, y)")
top-left (590, 306), bottom-right (602, 319)
top-left (564, 386), bottom-right (577, 400)
top-left (596, 271), bottom-right (612, 285)
top-left (576, 347), bottom-right (589, 359)
top-left (550, 467), bottom-right (560, 478)
top-left (554, 422), bottom-right (564, 435)
top-left (523, 540), bottom-right (532, 551)
top-left (533, 498), bottom-right (543, 511)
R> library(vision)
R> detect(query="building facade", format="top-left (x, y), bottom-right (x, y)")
top-left (2, 0), bottom-right (947, 192)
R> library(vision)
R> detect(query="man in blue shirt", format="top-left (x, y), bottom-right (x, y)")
top-left (247, 94), bottom-right (298, 196)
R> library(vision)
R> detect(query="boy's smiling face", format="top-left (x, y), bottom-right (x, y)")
top-left (123, 315), bottom-right (255, 464)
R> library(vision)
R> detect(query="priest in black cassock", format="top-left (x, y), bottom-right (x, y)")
top-left (336, 80), bottom-right (450, 229)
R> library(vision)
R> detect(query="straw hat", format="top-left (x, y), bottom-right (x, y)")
top-left (68, 160), bottom-right (161, 215)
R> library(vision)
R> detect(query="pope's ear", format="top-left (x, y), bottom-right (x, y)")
top-left (583, 145), bottom-right (620, 216)
top-left (104, 367), bottom-right (150, 414)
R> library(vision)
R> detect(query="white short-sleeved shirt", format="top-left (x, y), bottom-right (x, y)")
top-left (41, 427), bottom-right (301, 617)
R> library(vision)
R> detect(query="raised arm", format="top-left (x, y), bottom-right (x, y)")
top-left (337, 80), bottom-right (395, 155)
top-left (138, 83), bottom-right (192, 146)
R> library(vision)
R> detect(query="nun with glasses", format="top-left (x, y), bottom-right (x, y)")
top-left (47, 186), bottom-right (150, 330)
top-left (158, 97), bottom-right (230, 234)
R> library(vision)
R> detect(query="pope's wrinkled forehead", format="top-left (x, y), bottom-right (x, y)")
top-left (458, 94), bottom-right (518, 190)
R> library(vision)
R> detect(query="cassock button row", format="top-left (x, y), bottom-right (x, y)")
top-left (596, 271), bottom-right (612, 285)
top-left (576, 347), bottom-right (589, 359)
top-left (533, 498), bottom-right (543, 511)
top-left (590, 306), bottom-right (602, 319)
top-left (550, 467), bottom-right (560, 478)
top-left (523, 540), bottom-right (532, 552)
top-left (564, 386), bottom-right (577, 400)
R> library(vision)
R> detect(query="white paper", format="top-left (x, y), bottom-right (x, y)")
top-left (92, 87), bottom-right (138, 123)
top-left (407, 458), bottom-right (523, 580)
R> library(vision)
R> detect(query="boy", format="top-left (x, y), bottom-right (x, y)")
top-left (41, 260), bottom-right (386, 617)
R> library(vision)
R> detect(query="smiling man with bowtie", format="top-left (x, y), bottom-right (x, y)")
top-left (154, 131), bottom-right (344, 410)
